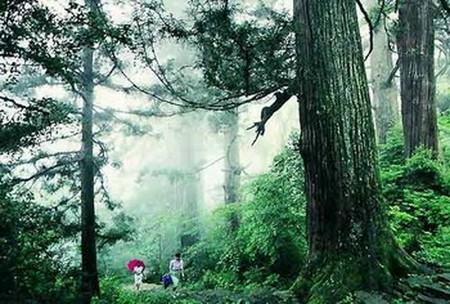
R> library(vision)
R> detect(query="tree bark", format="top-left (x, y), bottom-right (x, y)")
top-left (80, 0), bottom-right (100, 302)
top-left (397, 0), bottom-right (438, 157)
top-left (367, 0), bottom-right (399, 144)
top-left (223, 108), bottom-right (241, 204)
top-left (292, 0), bottom-right (414, 301)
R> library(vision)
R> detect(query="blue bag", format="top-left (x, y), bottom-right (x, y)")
top-left (161, 273), bottom-right (173, 288)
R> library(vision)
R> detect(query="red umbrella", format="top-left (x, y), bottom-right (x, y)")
top-left (127, 259), bottom-right (145, 272)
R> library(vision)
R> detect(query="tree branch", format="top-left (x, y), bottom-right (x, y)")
top-left (193, 156), bottom-right (225, 174)
top-left (8, 151), bottom-right (79, 167)
top-left (93, 104), bottom-right (192, 118)
top-left (384, 58), bottom-right (400, 87)
top-left (1, 95), bottom-right (30, 110)
top-left (355, 0), bottom-right (374, 61)
top-left (94, 62), bottom-right (118, 85)
top-left (10, 160), bottom-right (79, 185)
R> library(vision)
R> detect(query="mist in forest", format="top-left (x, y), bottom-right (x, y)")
top-left (3, 0), bottom-right (450, 303)
top-left (16, 0), bottom-right (300, 282)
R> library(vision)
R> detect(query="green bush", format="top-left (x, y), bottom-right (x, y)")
top-left (380, 131), bottom-right (450, 268)
top-left (93, 276), bottom-right (202, 304)
top-left (187, 135), bottom-right (307, 290)
top-left (0, 185), bottom-right (79, 303)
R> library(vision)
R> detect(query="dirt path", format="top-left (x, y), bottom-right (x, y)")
top-left (124, 282), bottom-right (163, 292)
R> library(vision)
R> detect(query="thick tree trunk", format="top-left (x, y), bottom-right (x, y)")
top-left (80, 1), bottom-right (100, 302)
top-left (397, 0), bottom-right (438, 157)
top-left (367, 1), bottom-right (399, 144)
top-left (292, 0), bottom-right (414, 301)
top-left (223, 109), bottom-right (240, 204)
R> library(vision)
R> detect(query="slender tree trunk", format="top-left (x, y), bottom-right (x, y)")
top-left (223, 108), bottom-right (240, 204)
top-left (397, 0), bottom-right (438, 157)
top-left (292, 0), bottom-right (414, 301)
top-left (80, 1), bottom-right (100, 302)
top-left (367, 0), bottom-right (399, 144)
top-left (179, 120), bottom-right (202, 248)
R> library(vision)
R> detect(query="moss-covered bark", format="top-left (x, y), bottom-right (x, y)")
top-left (292, 0), bottom-right (419, 302)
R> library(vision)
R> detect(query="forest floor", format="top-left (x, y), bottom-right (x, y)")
top-left (123, 282), bottom-right (163, 291)
top-left (121, 282), bottom-right (299, 303)
top-left (396, 272), bottom-right (450, 303)
top-left (118, 273), bottom-right (450, 303)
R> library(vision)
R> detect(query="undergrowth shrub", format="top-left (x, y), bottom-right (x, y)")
top-left (380, 126), bottom-right (450, 268)
top-left (187, 134), bottom-right (307, 290)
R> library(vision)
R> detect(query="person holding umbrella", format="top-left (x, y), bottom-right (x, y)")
top-left (127, 259), bottom-right (145, 291)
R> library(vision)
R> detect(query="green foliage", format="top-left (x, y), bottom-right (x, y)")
top-left (98, 213), bottom-right (137, 249)
top-left (94, 276), bottom-right (296, 304)
top-left (187, 135), bottom-right (306, 290)
top-left (92, 277), bottom-right (202, 304)
top-left (129, 0), bottom-right (294, 111)
top-left (438, 114), bottom-right (450, 159)
top-left (0, 184), bottom-right (79, 303)
top-left (380, 130), bottom-right (450, 268)
top-left (189, 0), bottom-right (294, 96)
top-left (0, 98), bottom-right (75, 153)
top-left (2, 0), bottom-right (132, 86)
top-left (378, 125), bottom-right (405, 167)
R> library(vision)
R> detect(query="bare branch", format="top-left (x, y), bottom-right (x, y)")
top-left (94, 62), bottom-right (118, 85)
top-left (33, 130), bottom-right (81, 146)
top-left (436, 62), bottom-right (449, 78)
top-left (10, 160), bottom-right (79, 185)
top-left (193, 156), bottom-right (225, 174)
top-left (1, 95), bottom-right (30, 110)
top-left (384, 58), bottom-right (400, 87)
top-left (93, 104), bottom-right (193, 118)
top-left (356, 0), bottom-right (373, 61)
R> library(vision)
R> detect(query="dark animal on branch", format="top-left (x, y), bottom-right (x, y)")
top-left (438, 0), bottom-right (450, 16)
top-left (247, 90), bottom-right (293, 145)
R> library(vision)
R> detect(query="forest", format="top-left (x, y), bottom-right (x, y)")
top-left (2, 0), bottom-right (450, 303)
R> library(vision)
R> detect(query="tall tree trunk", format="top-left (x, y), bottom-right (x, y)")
top-left (178, 118), bottom-right (202, 248)
top-left (223, 109), bottom-right (240, 204)
top-left (397, 0), bottom-right (438, 157)
top-left (367, 0), bottom-right (399, 144)
top-left (80, 0), bottom-right (100, 302)
top-left (292, 0), bottom-right (414, 301)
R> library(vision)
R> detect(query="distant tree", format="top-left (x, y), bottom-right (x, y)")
top-left (397, 0), bottom-right (439, 157)
top-left (209, 109), bottom-right (242, 205)
top-left (222, 109), bottom-right (241, 205)
top-left (365, 0), bottom-right (399, 144)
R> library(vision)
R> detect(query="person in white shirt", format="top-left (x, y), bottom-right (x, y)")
top-left (133, 265), bottom-right (144, 291)
top-left (169, 252), bottom-right (184, 289)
